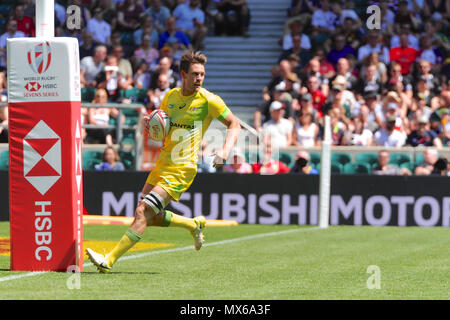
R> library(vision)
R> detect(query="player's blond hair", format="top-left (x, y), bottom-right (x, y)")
top-left (180, 51), bottom-right (207, 74)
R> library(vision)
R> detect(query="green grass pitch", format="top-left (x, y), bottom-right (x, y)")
top-left (0, 222), bottom-right (448, 300)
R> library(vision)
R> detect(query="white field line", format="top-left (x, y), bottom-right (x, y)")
top-left (0, 226), bottom-right (323, 283)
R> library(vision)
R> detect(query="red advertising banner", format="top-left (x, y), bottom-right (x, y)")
top-left (7, 38), bottom-right (83, 271)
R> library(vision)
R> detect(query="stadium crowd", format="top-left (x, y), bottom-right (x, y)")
top-left (0, 0), bottom-right (448, 175)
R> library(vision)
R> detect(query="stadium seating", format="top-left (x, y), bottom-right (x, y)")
top-left (0, 150), bottom-right (8, 170)
top-left (331, 152), bottom-right (353, 166)
top-left (343, 162), bottom-right (371, 174)
top-left (81, 87), bottom-right (97, 103)
top-left (389, 153), bottom-right (411, 166)
top-left (82, 150), bottom-right (103, 170)
top-left (278, 151), bottom-right (294, 167)
top-left (118, 150), bottom-right (136, 170)
top-left (355, 153), bottom-right (379, 167)
top-left (309, 152), bottom-right (321, 166)
top-left (316, 162), bottom-right (343, 173)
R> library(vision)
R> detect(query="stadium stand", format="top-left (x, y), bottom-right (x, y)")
top-left (0, 0), bottom-right (448, 175)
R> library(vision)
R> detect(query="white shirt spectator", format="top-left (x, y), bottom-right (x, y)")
top-left (351, 129), bottom-right (373, 146)
top-left (312, 9), bottom-right (337, 30)
top-left (0, 30), bottom-right (25, 67)
top-left (173, 3), bottom-right (205, 31)
top-left (80, 56), bottom-right (105, 83)
top-left (358, 43), bottom-right (390, 64)
top-left (87, 18), bottom-right (111, 45)
top-left (263, 118), bottom-right (293, 149)
top-left (282, 33), bottom-right (312, 50)
top-left (339, 9), bottom-right (359, 25)
top-left (374, 129), bottom-right (406, 147)
top-left (390, 34), bottom-right (419, 50)
top-left (295, 123), bottom-right (317, 148)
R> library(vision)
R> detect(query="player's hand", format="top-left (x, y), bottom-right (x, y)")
top-left (211, 149), bottom-right (227, 168)
top-left (143, 114), bottom-right (151, 131)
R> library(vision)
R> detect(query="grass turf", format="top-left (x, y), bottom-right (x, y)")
top-left (0, 222), bottom-right (448, 300)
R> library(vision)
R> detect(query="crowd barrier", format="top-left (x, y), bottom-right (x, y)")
top-left (1, 171), bottom-right (448, 226)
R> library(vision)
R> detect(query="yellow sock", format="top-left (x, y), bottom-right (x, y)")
top-left (106, 229), bottom-right (142, 266)
top-left (163, 210), bottom-right (196, 231)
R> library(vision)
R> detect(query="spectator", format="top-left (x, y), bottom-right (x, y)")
top-left (133, 34), bottom-right (160, 72)
top-left (414, 77), bottom-right (435, 107)
top-left (12, 5), bottom-right (35, 37)
top-left (145, 0), bottom-right (171, 34)
top-left (134, 61), bottom-right (151, 89)
top-left (358, 31), bottom-right (390, 65)
top-left (298, 93), bottom-right (318, 120)
top-left (93, 0), bottom-right (117, 31)
top-left (343, 115), bottom-right (373, 146)
top-left (96, 55), bottom-right (128, 102)
top-left (415, 59), bottom-right (441, 96)
top-left (87, 7), bottom-right (112, 46)
top-left (331, 58), bottom-right (358, 91)
top-left (150, 56), bottom-right (180, 89)
top-left (387, 61), bottom-right (414, 97)
top-left (290, 150), bottom-right (318, 174)
top-left (0, 20), bottom-right (25, 71)
top-left (327, 34), bottom-right (357, 67)
top-left (133, 15), bottom-right (159, 48)
top-left (394, 1), bottom-right (419, 31)
top-left (95, 146), bottom-right (126, 171)
top-left (197, 140), bottom-right (216, 173)
top-left (325, 75), bottom-right (356, 120)
top-left (223, 148), bottom-right (253, 174)
top-left (372, 149), bottom-right (411, 175)
top-left (253, 141), bottom-right (290, 175)
top-left (390, 23), bottom-right (419, 50)
top-left (79, 30), bottom-right (100, 60)
top-left (406, 115), bottom-right (443, 148)
top-left (282, 21), bottom-right (312, 51)
top-left (292, 110), bottom-right (318, 147)
top-left (112, 45), bottom-right (134, 90)
top-left (390, 33), bottom-right (418, 75)
top-left (214, 0), bottom-right (251, 37)
top-left (278, 34), bottom-right (311, 67)
top-left (285, 0), bottom-right (317, 32)
top-left (0, 71), bottom-right (6, 102)
top-left (310, 0), bottom-right (337, 47)
top-left (360, 91), bottom-right (384, 130)
top-left (314, 48), bottom-right (336, 80)
top-left (0, 99), bottom-right (7, 143)
top-left (173, 0), bottom-right (208, 51)
top-left (262, 101), bottom-right (293, 149)
top-left (360, 52), bottom-right (388, 86)
top-left (301, 75), bottom-right (327, 117)
top-left (145, 73), bottom-right (171, 110)
top-left (158, 16), bottom-right (192, 51)
top-left (356, 64), bottom-right (383, 96)
top-left (117, 0), bottom-right (144, 32)
top-left (86, 89), bottom-right (115, 145)
top-left (300, 57), bottom-right (329, 94)
top-left (373, 115), bottom-right (407, 147)
top-left (80, 45), bottom-right (107, 88)
top-left (340, 16), bottom-right (362, 49)
top-left (431, 158), bottom-right (449, 176)
top-left (254, 86), bottom-right (295, 133)
top-left (326, 108), bottom-right (346, 145)
top-left (415, 147), bottom-right (438, 175)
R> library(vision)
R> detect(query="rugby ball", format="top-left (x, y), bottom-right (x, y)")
top-left (146, 109), bottom-right (170, 141)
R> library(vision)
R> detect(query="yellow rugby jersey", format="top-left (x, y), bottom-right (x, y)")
top-left (146, 87), bottom-right (230, 201)
top-left (158, 87), bottom-right (230, 167)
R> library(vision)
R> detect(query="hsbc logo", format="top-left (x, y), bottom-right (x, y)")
top-left (27, 42), bottom-right (52, 74)
top-left (23, 120), bottom-right (61, 195)
top-left (25, 82), bottom-right (41, 92)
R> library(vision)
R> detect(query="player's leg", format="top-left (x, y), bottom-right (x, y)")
top-left (141, 184), bottom-right (206, 250)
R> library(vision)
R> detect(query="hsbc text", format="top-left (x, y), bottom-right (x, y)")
top-left (34, 201), bottom-right (52, 261)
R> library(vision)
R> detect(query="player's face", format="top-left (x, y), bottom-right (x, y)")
top-left (184, 63), bottom-right (205, 94)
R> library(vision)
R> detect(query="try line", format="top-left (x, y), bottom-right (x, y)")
top-left (0, 226), bottom-right (324, 283)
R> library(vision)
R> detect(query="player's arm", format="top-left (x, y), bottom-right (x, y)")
top-left (212, 110), bottom-right (241, 168)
